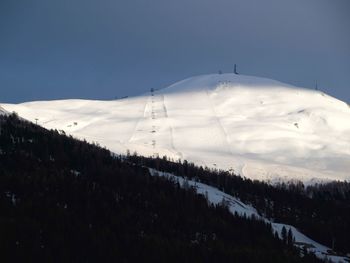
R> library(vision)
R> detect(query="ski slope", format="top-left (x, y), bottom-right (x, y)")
top-left (0, 105), bottom-right (7, 115)
top-left (149, 168), bottom-right (349, 263)
top-left (2, 74), bottom-right (350, 183)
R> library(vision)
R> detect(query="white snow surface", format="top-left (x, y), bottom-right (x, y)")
top-left (0, 105), bottom-right (8, 115)
top-left (149, 168), bottom-right (349, 262)
top-left (2, 73), bottom-right (350, 184)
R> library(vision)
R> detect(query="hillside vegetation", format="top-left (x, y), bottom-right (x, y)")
top-left (0, 114), bottom-right (320, 262)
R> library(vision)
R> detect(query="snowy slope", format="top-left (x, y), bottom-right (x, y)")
top-left (2, 74), bottom-right (350, 183)
top-left (149, 168), bottom-right (349, 262)
top-left (0, 105), bottom-right (8, 115)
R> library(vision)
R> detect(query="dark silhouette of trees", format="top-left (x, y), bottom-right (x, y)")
top-left (281, 226), bottom-right (287, 244)
top-left (287, 228), bottom-right (294, 246)
top-left (0, 114), bottom-right (321, 262)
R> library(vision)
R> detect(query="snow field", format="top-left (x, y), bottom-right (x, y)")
top-left (2, 73), bottom-right (350, 183)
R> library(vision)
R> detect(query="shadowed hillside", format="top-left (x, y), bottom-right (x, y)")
top-left (0, 113), bottom-right (320, 262)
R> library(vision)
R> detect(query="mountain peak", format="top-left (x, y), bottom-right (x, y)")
top-left (2, 74), bottom-right (350, 184)
top-left (160, 73), bottom-right (287, 94)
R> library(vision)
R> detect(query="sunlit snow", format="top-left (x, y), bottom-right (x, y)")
top-left (2, 74), bottom-right (350, 183)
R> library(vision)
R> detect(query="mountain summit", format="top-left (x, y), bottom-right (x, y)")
top-left (3, 74), bottom-right (350, 183)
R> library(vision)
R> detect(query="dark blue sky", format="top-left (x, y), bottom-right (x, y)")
top-left (1, 0), bottom-right (349, 103)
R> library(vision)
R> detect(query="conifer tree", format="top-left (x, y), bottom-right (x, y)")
top-left (281, 226), bottom-right (287, 244)
top-left (287, 228), bottom-right (294, 246)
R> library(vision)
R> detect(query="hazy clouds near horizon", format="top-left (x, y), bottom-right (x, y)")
top-left (1, 0), bottom-right (349, 102)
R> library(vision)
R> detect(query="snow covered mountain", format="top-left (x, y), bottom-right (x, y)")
top-left (2, 74), bottom-right (350, 183)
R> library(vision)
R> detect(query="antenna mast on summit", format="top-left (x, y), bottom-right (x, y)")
top-left (234, 64), bottom-right (238, 75)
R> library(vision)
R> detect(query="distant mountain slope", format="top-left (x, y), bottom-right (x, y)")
top-left (3, 74), bottom-right (350, 183)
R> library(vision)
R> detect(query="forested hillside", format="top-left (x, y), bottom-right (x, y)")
top-left (0, 113), bottom-right (320, 262)
top-left (128, 155), bottom-right (350, 255)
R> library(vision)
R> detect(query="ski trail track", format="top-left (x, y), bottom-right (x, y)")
top-left (128, 95), bottom-right (151, 144)
top-left (206, 88), bottom-right (233, 156)
top-left (160, 93), bottom-right (183, 159)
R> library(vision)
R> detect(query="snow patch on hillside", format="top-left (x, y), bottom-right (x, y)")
top-left (149, 168), bottom-right (349, 263)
